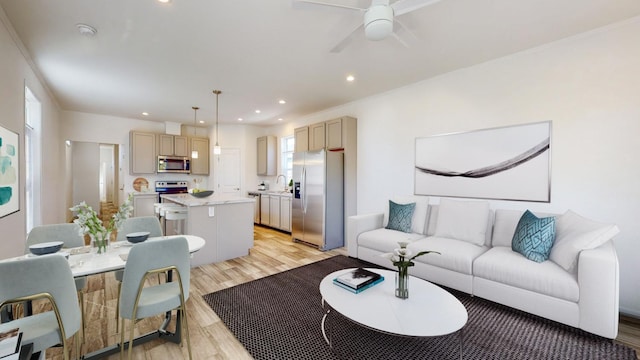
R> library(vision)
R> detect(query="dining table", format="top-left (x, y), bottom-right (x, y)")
top-left (1, 234), bottom-right (205, 360)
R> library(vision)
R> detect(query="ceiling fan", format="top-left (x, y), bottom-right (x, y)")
top-left (294, 0), bottom-right (441, 52)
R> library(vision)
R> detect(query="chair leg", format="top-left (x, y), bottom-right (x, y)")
top-left (127, 318), bottom-right (136, 360)
top-left (78, 290), bottom-right (85, 344)
top-left (116, 282), bottom-right (121, 332)
top-left (181, 304), bottom-right (193, 360)
top-left (119, 317), bottom-right (126, 360)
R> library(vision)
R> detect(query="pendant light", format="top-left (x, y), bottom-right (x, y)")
top-left (213, 90), bottom-right (222, 155)
top-left (191, 106), bottom-right (200, 159)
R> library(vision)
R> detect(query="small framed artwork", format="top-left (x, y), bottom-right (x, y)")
top-left (415, 121), bottom-right (551, 202)
top-left (0, 124), bottom-right (19, 218)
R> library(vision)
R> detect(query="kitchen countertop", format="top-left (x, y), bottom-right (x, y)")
top-left (161, 193), bottom-right (255, 207)
top-left (249, 190), bottom-right (293, 197)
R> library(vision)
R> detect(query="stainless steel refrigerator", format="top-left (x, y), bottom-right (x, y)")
top-left (292, 149), bottom-right (344, 250)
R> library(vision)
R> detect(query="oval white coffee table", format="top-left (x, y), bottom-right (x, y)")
top-left (319, 268), bottom-right (468, 359)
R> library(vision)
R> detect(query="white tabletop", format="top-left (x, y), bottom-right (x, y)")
top-left (8, 235), bottom-right (205, 278)
top-left (320, 268), bottom-right (468, 337)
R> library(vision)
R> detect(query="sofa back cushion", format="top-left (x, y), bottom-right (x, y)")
top-left (433, 198), bottom-right (491, 246)
top-left (427, 204), bottom-right (494, 246)
top-left (550, 210), bottom-right (620, 272)
top-left (383, 196), bottom-right (430, 235)
top-left (492, 209), bottom-right (525, 247)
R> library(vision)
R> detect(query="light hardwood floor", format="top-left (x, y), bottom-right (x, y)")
top-left (42, 226), bottom-right (638, 359)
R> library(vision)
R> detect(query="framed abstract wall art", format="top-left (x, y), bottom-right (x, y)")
top-left (415, 121), bottom-right (551, 202)
top-left (0, 124), bottom-right (19, 218)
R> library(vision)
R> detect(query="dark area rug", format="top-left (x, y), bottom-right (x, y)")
top-left (203, 255), bottom-right (636, 360)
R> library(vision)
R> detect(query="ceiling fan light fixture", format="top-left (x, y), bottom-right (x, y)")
top-left (364, 5), bottom-right (393, 41)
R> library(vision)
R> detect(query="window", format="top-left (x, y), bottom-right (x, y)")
top-left (281, 135), bottom-right (294, 185)
top-left (25, 87), bottom-right (42, 233)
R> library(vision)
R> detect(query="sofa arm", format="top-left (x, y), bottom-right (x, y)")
top-left (578, 241), bottom-right (619, 339)
top-left (347, 213), bottom-right (384, 258)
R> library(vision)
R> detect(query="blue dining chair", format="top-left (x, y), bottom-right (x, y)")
top-left (26, 223), bottom-right (88, 344)
top-left (118, 236), bottom-right (192, 359)
top-left (113, 216), bottom-right (164, 328)
top-left (0, 254), bottom-right (82, 360)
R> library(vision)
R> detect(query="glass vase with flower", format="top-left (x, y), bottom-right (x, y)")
top-left (382, 241), bottom-right (440, 299)
top-left (70, 194), bottom-right (133, 254)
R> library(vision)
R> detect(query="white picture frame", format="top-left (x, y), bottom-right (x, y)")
top-left (414, 121), bottom-right (551, 202)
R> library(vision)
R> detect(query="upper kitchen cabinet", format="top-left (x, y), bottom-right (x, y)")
top-left (326, 118), bottom-right (344, 150)
top-left (309, 122), bottom-right (326, 151)
top-left (257, 135), bottom-right (276, 176)
top-left (158, 134), bottom-right (188, 157)
top-left (294, 126), bottom-right (309, 152)
top-left (190, 137), bottom-right (210, 175)
top-left (130, 131), bottom-right (156, 174)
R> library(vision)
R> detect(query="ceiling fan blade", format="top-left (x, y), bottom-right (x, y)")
top-left (391, 0), bottom-right (441, 16)
top-left (393, 18), bottom-right (419, 46)
top-left (292, 0), bottom-right (366, 12)
top-left (330, 23), bottom-right (364, 53)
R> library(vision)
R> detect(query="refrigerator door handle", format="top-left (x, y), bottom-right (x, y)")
top-left (301, 167), bottom-right (306, 214)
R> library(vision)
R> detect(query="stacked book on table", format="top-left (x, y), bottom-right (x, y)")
top-left (333, 268), bottom-right (384, 294)
top-left (0, 328), bottom-right (23, 360)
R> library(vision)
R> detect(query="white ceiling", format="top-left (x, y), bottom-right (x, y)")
top-left (2, 0), bottom-right (640, 126)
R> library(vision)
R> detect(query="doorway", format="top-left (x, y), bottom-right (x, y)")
top-left (68, 141), bottom-right (120, 221)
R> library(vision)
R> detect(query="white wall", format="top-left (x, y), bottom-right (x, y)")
top-left (0, 9), bottom-right (62, 258)
top-left (267, 17), bottom-right (640, 316)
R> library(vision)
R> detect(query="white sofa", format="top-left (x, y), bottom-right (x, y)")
top-left (347, 196), bottom-right (620, 339)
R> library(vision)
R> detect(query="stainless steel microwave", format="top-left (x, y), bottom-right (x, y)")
top-left (157, 155), bottom-right (190, 173)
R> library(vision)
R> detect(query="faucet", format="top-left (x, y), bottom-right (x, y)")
top-left (276, 174), bottom-right (286, 191)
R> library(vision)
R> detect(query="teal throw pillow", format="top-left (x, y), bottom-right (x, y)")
top-left (386, 200), bottom-right (416, 233)
top-left (512, 210), bottom-right (556, 262)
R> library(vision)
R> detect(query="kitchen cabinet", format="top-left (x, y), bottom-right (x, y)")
top-left (158, 134), bottom-right (188, 157)
top-left (294, 126), bottom-right (309, 152)
top-left (309, 122), bottom-right (326, 151)
top-left (190, 137), bottom-right (209, 175)
top-left (258, 193), bottom-right (292, 232)
top-left (257, 135), bottom-right (276, 176)
top-left (269, 195), bottom-right (281, 229)
top-left (132, 193), bottom-right (158, 217)
top-left (260, 194), bottom-right (270, 226)
top-left (326, 118), bottom-right (343, 150)
top-left (280, 196), bottom-right (291, 232)
top-left (130, 131), bottom-right (156, 174)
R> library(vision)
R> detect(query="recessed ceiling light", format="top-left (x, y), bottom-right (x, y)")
top-left (157, 0), bottom-right (171, 3)
top-left (346, 75), bottom-right (355, 82)
top-left (199, 120), bottom-right (205, 124)
top-left (278, 99), bottom-right (286, 104)
top-left (142, 112), bottom-right (149, 116)
top-left (238, 118), bottom-right (243, 122)
top-left (278, 118), bottom-right (284, 121)
top-left (76, 23), bottom-right (97, 37)
top-left (255, 110), bottom-right (261, 114)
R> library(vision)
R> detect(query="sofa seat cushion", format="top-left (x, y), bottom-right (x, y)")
top-left (474, 247), bottom-right (579, 302)
top-left (357, 229), bottom-right (426, 254)
top-left (408, 237), bottom-right (488, 275)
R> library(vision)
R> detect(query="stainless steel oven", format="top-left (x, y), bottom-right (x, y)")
top-left (155, 181), bottom-right (189, 202)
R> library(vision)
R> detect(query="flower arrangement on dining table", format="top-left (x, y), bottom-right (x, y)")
top-left (382, 241), bottom-right (440, 299)
top-left (70, 193), bottom-right (134, 254)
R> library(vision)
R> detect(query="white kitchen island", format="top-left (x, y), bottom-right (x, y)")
top-left (161, 193), bottom-right (255, 267)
